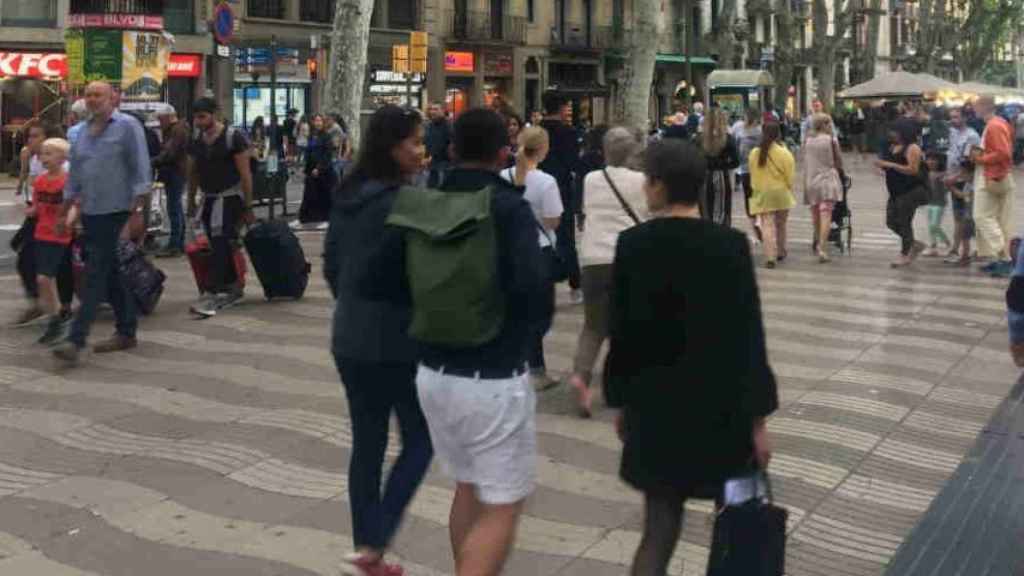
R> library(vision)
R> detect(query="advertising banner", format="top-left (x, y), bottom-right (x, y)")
top-left (122, 31), bottom-right (169, 101)
top-left (83, 29), bottom-right (122, 82)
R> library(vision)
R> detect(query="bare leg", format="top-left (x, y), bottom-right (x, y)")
top-left (776, 210), bottom-right (790, 259)
top-left (37, 276), bottom-right (59, 316)
top-left (451, 487), bottom-right (524, 576)
top-left (810, 207), bottom-right (820, 251)
top-left (760, 213), bottom-right (778, 262)
top-left (450, 482), bottom-right (483, 564)
top-left (631, 488), bottom-right (685, 576)
top-left (818, 207), bottom-right (832, 258)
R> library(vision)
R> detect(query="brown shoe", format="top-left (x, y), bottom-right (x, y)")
top-left (93, 335), bottom-right (138, 354)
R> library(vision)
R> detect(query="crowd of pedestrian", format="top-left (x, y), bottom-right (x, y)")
top-left (9, 80), bottom-right (1024, 576)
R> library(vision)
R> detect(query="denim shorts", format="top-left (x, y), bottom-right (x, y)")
top-left (416, 364), bottom-right (536, 504)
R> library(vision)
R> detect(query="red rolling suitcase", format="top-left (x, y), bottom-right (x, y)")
top-left (186, 233), bottom-right (247, 294)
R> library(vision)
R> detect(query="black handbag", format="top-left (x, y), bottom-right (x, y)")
top-left (706, 473), bottom-right (788, 576)
top-left (536, 222), bottom-right (568, 283)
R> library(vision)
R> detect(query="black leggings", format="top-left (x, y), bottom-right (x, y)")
top-left (201, 195), bottom-right (243, 293)
top-left (631, 487), bottom-right (687, 576)
top-left (887, 193), bottom-right (920, 255)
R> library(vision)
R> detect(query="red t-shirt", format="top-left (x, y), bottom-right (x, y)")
top-left (32, 172), bottom-right (71, 245)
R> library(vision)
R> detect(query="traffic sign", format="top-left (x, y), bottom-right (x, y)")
top-left (214, 2), bottom-right (235, 44)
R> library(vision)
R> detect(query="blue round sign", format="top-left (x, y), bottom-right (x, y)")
top-left (214, 3), bottom-right (234, 44)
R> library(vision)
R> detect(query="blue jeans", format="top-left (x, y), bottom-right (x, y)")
top-left (161, 171), bottom-right (185, 251)
top-left (70, 212), bottom-right (137, 347)
top-left (335, 358), bottom-right (433, 550)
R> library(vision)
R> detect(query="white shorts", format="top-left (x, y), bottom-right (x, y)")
top-left (416, 364), bottom-right (537, 505)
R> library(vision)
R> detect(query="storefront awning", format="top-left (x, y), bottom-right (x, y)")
top-left (655, 54), bottom-right (717, 66)
top-left (546, 82), bottom-right (610, 97)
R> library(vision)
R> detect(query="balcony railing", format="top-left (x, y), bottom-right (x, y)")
top-left (445, 10), bottom-right (526, 44)
top-left (300, 0), bottom-right (335, 24)
top-left (69, 0), bottom-right (163, 15)
top-left (3, 0), bottom-right (58, 27)
top-left (550, 22), bottom-right (614, 50)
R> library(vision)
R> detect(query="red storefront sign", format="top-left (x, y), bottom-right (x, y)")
top-left (0, 52), bottom-right (67, 78)
top-left (66, 13), bottom-right (164, 30)
top-left (168, 54), bottom-right (202, 78)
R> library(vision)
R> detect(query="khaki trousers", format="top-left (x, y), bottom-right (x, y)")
top-left (973, 172), bottom-right (1015, 260)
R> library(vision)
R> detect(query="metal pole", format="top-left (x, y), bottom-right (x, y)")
top-left (270, 35), bottom-right (278, 156)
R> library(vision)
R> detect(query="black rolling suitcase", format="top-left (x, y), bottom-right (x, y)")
top-left (243, 220), bottom-right (311, 300)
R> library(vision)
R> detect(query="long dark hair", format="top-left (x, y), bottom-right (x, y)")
top-left (340, 106), bottom-right (422, 194)
top-left (757, 121), bottom-right (782, 167)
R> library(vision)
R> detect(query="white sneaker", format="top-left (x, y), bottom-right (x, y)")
top-left (190, 293), bottom-right (218, 317)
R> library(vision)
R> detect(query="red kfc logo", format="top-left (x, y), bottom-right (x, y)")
top-left (0, 52), bottom-right (68, 78)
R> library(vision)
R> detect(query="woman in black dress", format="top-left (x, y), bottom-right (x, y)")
top-left (298, 114), bottom-right (338, 225)
top-left (604, 139), bottom-right (777, 576)
top-left (875, 118), bottom-right (926, 267)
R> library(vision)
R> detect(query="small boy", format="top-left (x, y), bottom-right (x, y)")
top-left (26, 138), bottom-right (75, 345)
top-left (923, 152), bottom-right (952, 257)
top-left (943, 145), bottom-right (980, 265)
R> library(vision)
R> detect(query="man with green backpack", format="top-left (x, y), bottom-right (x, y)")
top-left (386, 108), bottom-right (546, 576)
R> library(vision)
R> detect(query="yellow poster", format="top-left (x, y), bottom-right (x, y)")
top-left (121, 31), bottom-right (169, 101)
top-left (65, 30), bottom-right (84, 85)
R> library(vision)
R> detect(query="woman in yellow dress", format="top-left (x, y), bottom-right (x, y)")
top-left (748, 121), bottom-right (797, 268)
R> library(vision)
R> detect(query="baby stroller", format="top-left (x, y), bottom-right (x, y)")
top-left (828, 172), bottom-right (853, 254)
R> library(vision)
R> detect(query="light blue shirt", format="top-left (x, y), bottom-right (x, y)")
top-left (67, 122), bottom-right (84, 147)
top-left (66, 111), bottom-right (151, 215)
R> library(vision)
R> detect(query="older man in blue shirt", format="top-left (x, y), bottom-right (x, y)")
top-left (53, 81), bottom-right (151, 365)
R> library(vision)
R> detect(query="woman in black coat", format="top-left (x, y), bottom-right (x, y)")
top-left (604, 139), bottom-right (778, 576)
top-left (298, 114), bottom-right (338, 224)
top-left (322, 106), bottom-right (433, 576)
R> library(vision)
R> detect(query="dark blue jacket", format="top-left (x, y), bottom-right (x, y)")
top-left (324, 179), bottom-right (417, 364)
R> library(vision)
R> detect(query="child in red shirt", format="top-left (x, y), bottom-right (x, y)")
top-left (26, 138), bottom-right (75, 345)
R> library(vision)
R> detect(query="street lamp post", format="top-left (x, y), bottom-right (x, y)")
top-left (269, 34), bottom-right (279, 170)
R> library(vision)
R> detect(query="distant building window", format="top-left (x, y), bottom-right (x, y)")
top-left (528, 0), bottom-right (534, 22)
top-left (164, 0), bottom-right (194, 34)
top-left (301, 0), bottom-right (336, 23)
top-left (248, 0), bottom-right (285, 19)
top-left (3, 0), bottom-right (57, 27)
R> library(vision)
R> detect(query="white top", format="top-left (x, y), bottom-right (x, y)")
top-left (502, 167), bottom-right (563, 247)
top-left (29, 154), bottom-right (44, 178)
top-left (579, 166), bottom-right (647, 267)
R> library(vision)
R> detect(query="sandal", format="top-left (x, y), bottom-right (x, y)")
top-left (569, 374), bottom-right (593, 419)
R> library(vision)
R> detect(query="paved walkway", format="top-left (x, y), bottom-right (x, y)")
top-left (0, 159), bottom-right (1020, 575)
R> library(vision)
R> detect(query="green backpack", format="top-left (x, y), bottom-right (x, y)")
top-left (385, 185), bottom-right (505, 347)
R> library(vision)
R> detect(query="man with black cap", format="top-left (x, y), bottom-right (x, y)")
top-left (186, 97), bottom-right (255, 316)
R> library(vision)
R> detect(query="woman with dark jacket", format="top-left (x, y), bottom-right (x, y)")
top-left (298, 114), bottom-right (338, 225)
top-left (322, 106), bottom-right (433, 576)
top-left (604, 138), bottom-right (777, 576)
top-left (699, 108), bottom-right (741, 226)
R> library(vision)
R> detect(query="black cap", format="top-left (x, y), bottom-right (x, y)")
top-left (192, 97), bottom-right (218, 114)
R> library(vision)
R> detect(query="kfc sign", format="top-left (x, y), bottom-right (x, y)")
top-left (0, 53), bottom-right (67, 78)
top-left (168, 54), bottom-right (202, 78)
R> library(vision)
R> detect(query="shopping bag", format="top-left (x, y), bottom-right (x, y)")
top-left (705, 472), bottom-right (787, 576)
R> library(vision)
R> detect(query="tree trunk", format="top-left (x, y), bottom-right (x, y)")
top-left (325, 0), bottom-right (375, 151)
top-left (615, 0), bottom-right (661, 131)
top-left (709, 0), bottom-right (738, 68)
top-left (862, 0), bottom-right (882, 78)
top-left (773, 0), bottom-right (797, 113)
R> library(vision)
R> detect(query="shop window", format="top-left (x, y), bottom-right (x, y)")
top-left (388, 0), bottom-right (416, 29)
top-left (3, 0), bottom-right (57, 27)
top-left (164, 0), bottom-right (194, 34)
top-left (301, 0), bottom-right (336, 23)
top-left (248, 0), bottom-right (285, 19)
